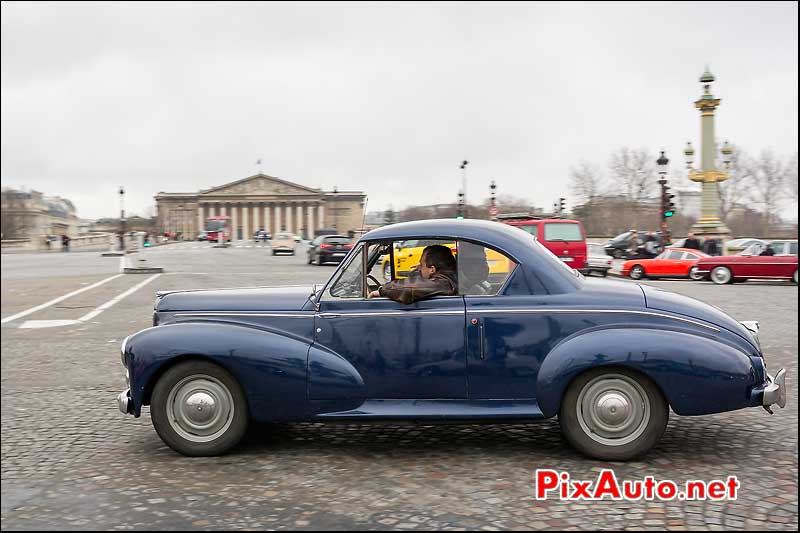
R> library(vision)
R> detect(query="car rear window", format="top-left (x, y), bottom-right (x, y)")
top-left (324, 237), bottom-right (351, 244)
top-left (543, 223), bottom-right (583, 242)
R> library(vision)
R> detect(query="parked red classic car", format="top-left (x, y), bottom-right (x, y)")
top-left (621, 248), bottom-right (708, 280)
top-left (695, 241), bottom-right (798, 285)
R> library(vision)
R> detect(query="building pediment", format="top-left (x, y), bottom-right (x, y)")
top-left (200, 174), bottom-right (321, 196)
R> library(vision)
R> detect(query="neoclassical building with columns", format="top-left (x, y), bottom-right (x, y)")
top-left (155, 173), bottom-right (366, 240)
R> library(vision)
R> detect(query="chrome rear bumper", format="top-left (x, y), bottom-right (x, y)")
top-left (762, 369), bottom-right (787, 413)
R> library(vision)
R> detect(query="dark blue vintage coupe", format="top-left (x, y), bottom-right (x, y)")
top-left (117, 219), bottom-right (787, 460)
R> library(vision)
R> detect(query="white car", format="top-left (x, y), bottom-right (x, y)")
top-left (583, 243), bottom-right (613, 277)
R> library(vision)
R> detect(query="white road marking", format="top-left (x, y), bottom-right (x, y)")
top-left (18, 319), bottom-right (80, 329)
top-left (78, 274), bottom-right (161, 322)
top-left (1, 274), bottom-right (124, 324)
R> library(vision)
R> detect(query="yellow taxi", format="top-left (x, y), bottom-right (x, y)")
top-left (380, 239), bottom-right (511, 282)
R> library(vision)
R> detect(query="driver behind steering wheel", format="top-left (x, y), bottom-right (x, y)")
top-left (367, 245), bottom-right (457, 304)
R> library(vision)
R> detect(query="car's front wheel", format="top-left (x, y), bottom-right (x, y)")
top-left (559, 368), bottom-right (668, 461)
top-left (711, 266), bottom-right (733, 285)
top-left (629, 265), bottom-right (645, 280)
top-left (151, 360), bottom-right (249, 457)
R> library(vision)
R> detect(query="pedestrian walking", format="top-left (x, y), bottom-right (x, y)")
top-left (61, 234), bottom-right (71, 252)
top-left (684, 232), bottom-right (702, 250)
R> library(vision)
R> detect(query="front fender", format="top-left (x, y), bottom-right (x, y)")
top-left (126, 322), bottom-right (310, 421)
top-left (536, 328), bottom-right (757, 417)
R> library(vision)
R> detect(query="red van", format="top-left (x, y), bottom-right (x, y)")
top-left (499, 215), bottom-right (588, 271)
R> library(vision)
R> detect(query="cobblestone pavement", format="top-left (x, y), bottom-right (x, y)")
top-left (2, 243), bottom-right (797, 530)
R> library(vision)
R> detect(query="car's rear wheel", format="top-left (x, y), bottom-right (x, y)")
top-left (689, 266), bottom-right (703, 281)
top-left (559, 368), bottom-right (668, 461)
top-left (711, 266), bottom-right (733, 285)
top-left (629, 265), bottom-right (645, 280)
top-left (793, 270), bottom-right (798, 284)
top-left (151, 360), bottom-right (249, 457)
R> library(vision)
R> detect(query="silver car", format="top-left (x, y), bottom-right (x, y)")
top-left (584, 243), bottom-right (613, 277)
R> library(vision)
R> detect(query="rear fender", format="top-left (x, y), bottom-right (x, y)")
top-left (536, 328), bottom-right (757, 417)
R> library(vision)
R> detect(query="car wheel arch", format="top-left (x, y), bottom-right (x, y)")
top-left (535, 327), bottom-right (755, 418)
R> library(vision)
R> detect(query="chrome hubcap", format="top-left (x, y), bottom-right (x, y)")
top-left (690, 267), bottom-right (700, 280)
top-left (577, 374), bottom-right (650, 446)
top-left (712, 267), bottom-right (730, 283)
top-left (167, 375), bottom-right (234, 443)
top-left (631, 267), bottom-right (642, 279)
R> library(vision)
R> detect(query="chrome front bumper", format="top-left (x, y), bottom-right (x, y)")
top-left (117, 389), bottom-right (132, 415)
top-left (762, 369), bottom-right (787, 413)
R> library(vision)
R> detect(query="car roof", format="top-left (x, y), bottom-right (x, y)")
top-left (322, 235), bottom-right (350, 239)
top-left (666, 248), bottom-right (707, 255)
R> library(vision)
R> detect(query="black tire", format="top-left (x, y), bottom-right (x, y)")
top-left (793, 270), bottom-right (798, 284)
top-left (600, 269), bottom-right (608, 277)
top-left (150, 360), bottom-right (249, 457)
top-left (317, 255), bottom-right (324, 266)
top-left (271, 250), bottom-right (276, 256)
top-left (308, 253), bottom-right (313, 265)
top-left (629, 265), bottom-right (646, 280)
top-left (559, 367), bottom-right (668, 461)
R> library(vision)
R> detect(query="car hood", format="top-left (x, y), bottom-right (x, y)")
top-left (640, 284), bottom-right (754, 342)
top-left (155, 285), bottom-right (315, 312)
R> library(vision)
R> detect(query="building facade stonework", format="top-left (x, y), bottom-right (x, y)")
top-left (155, 173), bottom-right (366, 240)
top-left (1, 188), bottom-right (79, 240)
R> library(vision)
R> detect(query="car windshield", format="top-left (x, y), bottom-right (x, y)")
top-left (740, 243), bottom-right (763, 256)
top-left (611, 231), bottom-right (632, 242)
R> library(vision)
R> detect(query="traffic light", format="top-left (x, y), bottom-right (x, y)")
top-left (558, 197), bottom-right (566, 214)
top-left (661, 182), bottom-right (676, 218)
top-left (457, 191), bottom-right (465, 219)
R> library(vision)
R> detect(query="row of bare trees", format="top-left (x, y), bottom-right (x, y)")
top-left (569, 146), bottom-right (798, 237)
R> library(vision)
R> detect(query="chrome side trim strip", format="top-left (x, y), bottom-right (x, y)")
top-left (174, 312), bottom-right (312, 318)
top-left (318, 310), bottom-right (464, 318)
top-left (464, 308), bottom-right (720, 331)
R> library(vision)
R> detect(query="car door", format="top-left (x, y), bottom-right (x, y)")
top-left (458, 241), bottom-right (541, 399)
top-left (665, 250), bottom-right (690, 276)
top-left (312, 242), bottom-right (467, 399)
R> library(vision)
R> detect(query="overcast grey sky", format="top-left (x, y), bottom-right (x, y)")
top-left (2, 1), bottom-right (797, 220)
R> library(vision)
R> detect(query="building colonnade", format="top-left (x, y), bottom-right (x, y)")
top-left (196, 201), bottom-right (325, 240)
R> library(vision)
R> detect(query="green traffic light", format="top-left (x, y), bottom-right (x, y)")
top-left (664, 211), bottom-right (674, 218)
top-left (456, 215), bottom-right (464, 219)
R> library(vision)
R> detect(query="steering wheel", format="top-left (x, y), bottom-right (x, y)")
top-left (367, 274), bottom-right (381, 292)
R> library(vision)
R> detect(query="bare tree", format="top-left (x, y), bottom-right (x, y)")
top-left (746, 149), bottom-right (786, 233)
top-left (787, 152), bottom-right (798, 209)
top-left (716, 145), bottom-right (754, 222)
top-left (569, 160), bottom-right (604, 203)
top-left (607, 147), bottom-right (656, 202)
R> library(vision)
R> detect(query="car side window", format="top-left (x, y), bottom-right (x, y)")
top-left (666, 250), bottom-right (684, 260)
top-left (790, 242), bottom-right (798, 256)
top-left (458, 241), bottom-right (517, 296)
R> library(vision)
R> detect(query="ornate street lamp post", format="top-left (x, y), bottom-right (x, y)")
top-left (489, 180), bottom-right (497, 220)
top-left (460, 160), bottom-right (469, 218)
top-left (332, 185), bottom-right (338, 233)
top-left (119, 186), bottom-right (126, 251)
top-left (685, 67), bottom-right (732, 238)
